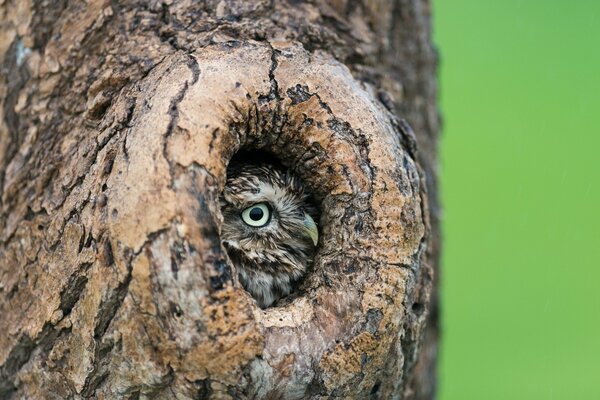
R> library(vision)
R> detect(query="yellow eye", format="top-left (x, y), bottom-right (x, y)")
top-left (241, 203), bottom-right (271, 227)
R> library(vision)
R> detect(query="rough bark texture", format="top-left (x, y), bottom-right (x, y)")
top-left (0, 1), bottom-right (439, 399)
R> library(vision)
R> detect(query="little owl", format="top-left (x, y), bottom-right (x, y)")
top-left (220, 162), bottom-right (319, 308)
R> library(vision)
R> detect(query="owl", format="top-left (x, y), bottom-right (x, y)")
top-left (220, 161), bottom-right (319, 308)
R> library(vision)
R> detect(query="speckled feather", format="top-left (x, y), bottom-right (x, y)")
top-left (220, 162), bottom-right (318, 308)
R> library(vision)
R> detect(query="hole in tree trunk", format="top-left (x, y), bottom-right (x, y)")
top-left (220, 149), bottom-right (321, 308)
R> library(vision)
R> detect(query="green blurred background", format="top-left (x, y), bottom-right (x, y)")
top-left (434, 0), bottom-right (600, 398)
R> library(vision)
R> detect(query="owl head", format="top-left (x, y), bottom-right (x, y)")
top-left (220, 162), bottom-right (319, 307)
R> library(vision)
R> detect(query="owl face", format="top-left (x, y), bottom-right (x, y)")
top-left (220, 163), bottom-right (318, 308)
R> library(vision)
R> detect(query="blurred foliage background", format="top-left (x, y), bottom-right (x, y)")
top-left (434, 0), bottom-right (600, 398)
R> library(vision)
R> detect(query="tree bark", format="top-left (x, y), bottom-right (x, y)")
top-left (0, 1), bottom-right (439, 399)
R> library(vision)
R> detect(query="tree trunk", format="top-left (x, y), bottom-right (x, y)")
top-left (0, 1), bottom-right (439, 399)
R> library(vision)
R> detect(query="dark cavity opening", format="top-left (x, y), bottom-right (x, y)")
top-left (220, 149), bottom-right (321, 308)
top-left (229, 149), bottom-right (284, 168)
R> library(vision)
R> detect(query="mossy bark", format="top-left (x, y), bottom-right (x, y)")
top-left (0, 1), bottom-right (439, 399)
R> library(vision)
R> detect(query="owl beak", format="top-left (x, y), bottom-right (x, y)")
top-left (303, 213), bottom-right (319, 246)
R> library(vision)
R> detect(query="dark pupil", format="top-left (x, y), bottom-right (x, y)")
top-left (249, 207), bottom-right (264, 221)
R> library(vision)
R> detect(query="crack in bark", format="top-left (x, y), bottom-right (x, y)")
top-left (162, 54), bottom-right (200, 189)
top-left (0, 259), bottom-right (93, 396)
top-left (80, 247), bottom-right (139, 396)
top-left (93, 268), bottom-right (133, 341)
top-left (80, 338), bottom-right (116, 397)
top-left (258, 44), bottom-right (281, 103)
top-left (0, 37), bottom-right (31, 194)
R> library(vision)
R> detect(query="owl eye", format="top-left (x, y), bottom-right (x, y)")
top-left (241, 203), bottom-right (271, 227)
